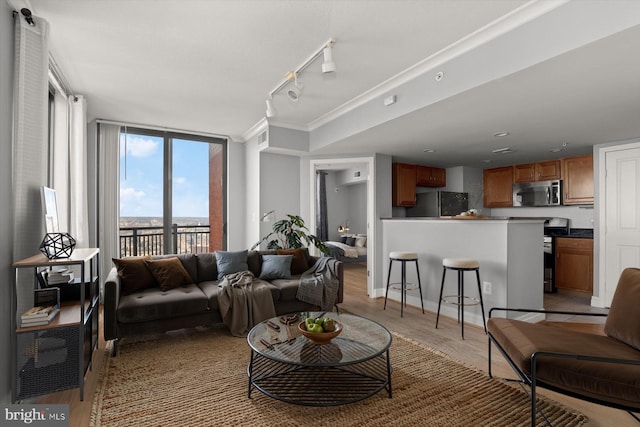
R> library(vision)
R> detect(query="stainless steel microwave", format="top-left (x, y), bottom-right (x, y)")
top-left (513, 180), bottom-right (562, 207)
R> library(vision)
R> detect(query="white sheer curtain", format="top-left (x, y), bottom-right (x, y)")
top-left (12, 13), bottom-right (49, 316)
top-left (98, 123), bottom-right (121, 300)
top-left (51, 90), bottom-right (69, 230)
top-left (69, 96), bottom-right (89, 247)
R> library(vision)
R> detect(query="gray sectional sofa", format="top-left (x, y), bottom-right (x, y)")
top-left (103, 249), bottom-right (343, 355)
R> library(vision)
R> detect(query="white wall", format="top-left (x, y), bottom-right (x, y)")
top-left (227, 138), bottom-right (245, 250)
top-left (259, 152), bottom-right (300, 245)
top-left (0, 1), bottom-right (14, 403)
top-left (325, 172), bottom-right (349, 241)
top-left (346, 183), bottom-right (367, 235)
top-left (244, 133), bottom-right (261, 249)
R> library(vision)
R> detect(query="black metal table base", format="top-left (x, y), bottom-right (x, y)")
top-left (248, 349), bottom-right (392, 406)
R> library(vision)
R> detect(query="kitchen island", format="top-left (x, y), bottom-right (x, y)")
top-left (381, 217), bottom-right (545, 326)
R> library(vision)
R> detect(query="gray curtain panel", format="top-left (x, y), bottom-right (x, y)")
top-left (316, 171), bottom-right (328, 241)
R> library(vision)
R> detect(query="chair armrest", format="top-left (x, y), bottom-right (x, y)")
top-left (532, 350), bottom-right (640, 367)
top-left (489, 307), bottom-right (608, 319)
top-left (103, 267), bottom-right (121, 341)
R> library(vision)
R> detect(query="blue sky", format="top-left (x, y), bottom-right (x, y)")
top-left (119, 133), bottom-right (210, 218)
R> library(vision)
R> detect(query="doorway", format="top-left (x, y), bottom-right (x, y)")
top-left (309, 157), bottom-right (375, 299)
top-left (599, 140), bottom-right (640, 307)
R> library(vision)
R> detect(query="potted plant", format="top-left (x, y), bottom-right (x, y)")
top-left (251, 213), bottom-right (329, 255)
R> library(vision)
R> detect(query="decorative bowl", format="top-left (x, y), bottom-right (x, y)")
top-left (297, 320), bottom-right (343, 345)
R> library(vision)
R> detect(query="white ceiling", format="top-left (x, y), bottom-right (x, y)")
top-left (22, 0), bottom-right (640, 168)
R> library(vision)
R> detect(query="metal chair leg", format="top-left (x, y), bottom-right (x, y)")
top-left (436, 267), bottom-right (446, 328)
top-left (476, 269), bottom-right (487, 334)
top-left (415, 260), bottom-right (425, 314)
top-left (384, 259), bottom-right (393, 310)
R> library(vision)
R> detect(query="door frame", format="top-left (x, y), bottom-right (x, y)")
top-left (597, 139), bottom-right (640, 307)
top-left (309, 157), bottom-right (376, 298)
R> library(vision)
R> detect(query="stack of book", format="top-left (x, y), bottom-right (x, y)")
top-left (20, 305), bottom-right (60, 327)
top-left (46, 269), bottom-right (74, 285)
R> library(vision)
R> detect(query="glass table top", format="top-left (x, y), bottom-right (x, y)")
top-left (247, 312), bottom-right (392, 367)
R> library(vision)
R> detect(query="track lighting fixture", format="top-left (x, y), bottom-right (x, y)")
top-left (264, 38), bottom-right (336, 118)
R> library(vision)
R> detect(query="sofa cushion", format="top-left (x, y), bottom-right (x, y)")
top-left (215, 250), bottom-right (248, 280)
top-left (117, 284), bottom-right (209, 323)
top-left (269, 278), bottom-right (302, 302)
top-left (145, 257), bottom-right (194, 291)
top-left (276, 248), bottom-right (309, 275)
top-left (259, 255), bottom-right (293, 280)
top-left (605, 267), bottom-right (640, 351)
top-left (197, 279), bottom-right (280, 312)
top-left (196, 253), bottom-right (218, 282)
top-left (112, 255), bottom-right (156, 295)
top-left (153, 253), bottom-right (198, 283)
top-left (488, 317), bottom-right (640, 408)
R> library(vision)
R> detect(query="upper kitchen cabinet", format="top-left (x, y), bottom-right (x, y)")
top-left (562, 154), bottom-right (594, 205)
top-left (514, 160), bottom-right (561, 183)
top-left (392, 163), bottom-right (417, 207)
top-left (416, 165), bottom-right (446, 187)
top-left (483, 166), bottom-right (513, 207)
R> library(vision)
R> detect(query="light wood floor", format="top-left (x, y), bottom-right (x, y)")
top-left (35, 263), bottom-right (636, 427)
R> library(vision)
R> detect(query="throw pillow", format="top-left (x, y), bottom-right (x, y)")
top-left (215, 250), bottom-right (249, 280)
top-left (345, 236), bottom-right (356, 246)
top-left (112, 255), bottom-right (156, 295)
top-left (355, 236), bottom-right (367, 247)
top-left (276, 248), bottom-right (309, 275)
top-left (339, 236), bottom-right (348, 244)
top-left (259, 255), bottom-right (293, 280)
top-left (144, 257), bottom-right (194, 291)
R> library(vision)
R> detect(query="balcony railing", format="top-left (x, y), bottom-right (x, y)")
top-left (119, 224), bottom-right (210, 257)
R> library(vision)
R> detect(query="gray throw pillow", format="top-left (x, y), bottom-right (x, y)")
top-left (259, 255), bottom-right (293, 280)
top-left (215, 250), bottom-right (249, 280)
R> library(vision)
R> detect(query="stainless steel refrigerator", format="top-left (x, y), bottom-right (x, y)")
top-left (405, 191), bottom-right (469, 217)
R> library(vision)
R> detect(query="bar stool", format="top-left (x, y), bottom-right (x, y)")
top-left (435, 258), bottom-right (487, 338)
top-left (384, 251), bottom-right (425, 317)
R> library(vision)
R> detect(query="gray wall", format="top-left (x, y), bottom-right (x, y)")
top-left (0, 1), bottom-right (14, 403)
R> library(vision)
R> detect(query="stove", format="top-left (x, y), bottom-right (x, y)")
top-left (543, 218), bottom-right (569, 293)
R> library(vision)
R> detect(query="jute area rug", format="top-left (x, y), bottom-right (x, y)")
top-left (90, 327), bottom-right (587, 426)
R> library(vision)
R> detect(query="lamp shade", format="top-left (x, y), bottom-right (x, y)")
top-left (39, 232), bottom-right (77, 259)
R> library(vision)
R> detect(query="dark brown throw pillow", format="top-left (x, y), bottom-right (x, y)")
top-left (112, 256), bottom-right (156, 295)
top-left (276, 248), bottom-right (309, 275)
top-left (144, 257), bottom-right (194, 291)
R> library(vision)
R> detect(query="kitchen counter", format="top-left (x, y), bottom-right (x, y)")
top-left (381, 217), bottom-right (545, 325)
top-left (566, 228), bottom-right (594, 238)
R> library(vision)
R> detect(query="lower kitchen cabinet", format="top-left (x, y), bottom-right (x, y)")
top-left (555, 238), bottom-right (593, 294)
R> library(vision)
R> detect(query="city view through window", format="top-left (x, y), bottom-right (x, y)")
top-left (119, 131), bottom-right (222, 256)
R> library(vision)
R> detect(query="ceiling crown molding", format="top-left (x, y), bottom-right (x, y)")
top-left (307, 0), bottom-right (569, 132)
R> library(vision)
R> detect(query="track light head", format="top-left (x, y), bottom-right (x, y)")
top-left (322, 46), bottom-right (336, 73)
top-left (286, 73), bottom-right (304, 102)
top-left (265, 99), bottom-right (277, 118)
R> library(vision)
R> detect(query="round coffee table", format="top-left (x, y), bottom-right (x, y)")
top-left (247, 312), bottom-right (392, 406)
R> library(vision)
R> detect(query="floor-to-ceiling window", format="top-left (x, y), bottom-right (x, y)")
top-left (118, 128), bottom-right (226, 256)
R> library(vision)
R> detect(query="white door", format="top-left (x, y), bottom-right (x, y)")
top-left (604, 144), bottom-right (640, 306)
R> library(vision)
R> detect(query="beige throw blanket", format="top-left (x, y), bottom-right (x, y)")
top-left (217, 271), bottom-right (276, 337)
